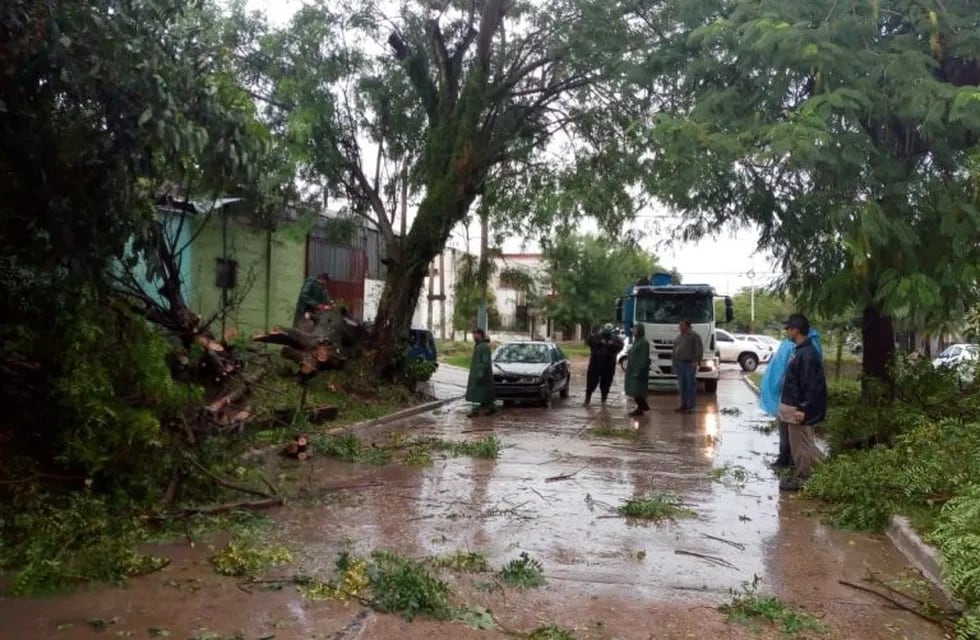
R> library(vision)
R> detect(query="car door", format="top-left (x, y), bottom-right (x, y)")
top-left (715, 329), bottom-right (737, 362)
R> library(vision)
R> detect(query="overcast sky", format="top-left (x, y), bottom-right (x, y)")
top-left (244, 0), bottom-right (780, 296)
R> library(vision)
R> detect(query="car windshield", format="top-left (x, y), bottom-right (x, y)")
top-left (634, 293), bottom-right (714, 324)
top-left (495, 343), bottom-right (549, 364)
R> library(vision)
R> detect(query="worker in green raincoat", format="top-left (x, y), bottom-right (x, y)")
top-left (465, 328), bottom-right (497, 417)
top-left (624, 324), bottom-right (651, 416)
top-left (293, 273), bottom-right (333, 331)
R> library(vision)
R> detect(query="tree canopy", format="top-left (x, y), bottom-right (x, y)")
top-left (232, 0), bottom-right (659, 370)
top-left (640, 0), bottom-right (980, 380)
top-left (543, 233), bottom-right (662, 331)
top-left (729, 287), bottom-right (794, 333)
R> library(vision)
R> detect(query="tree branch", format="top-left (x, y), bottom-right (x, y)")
top-left (476, 0), bottom-right (509, 71)
top-left (426, 19), bottom-right (457, 112)
top-left (388, 32), bottom-right (439, 120)
top-left (349, 161), bottom-right (396, 246)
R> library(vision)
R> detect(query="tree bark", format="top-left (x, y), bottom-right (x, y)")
top-left (372, 182), bottom-right (478, 375)
top-left (861, 304), bottom-right (895, 393)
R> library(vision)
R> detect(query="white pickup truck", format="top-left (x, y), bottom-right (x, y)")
top-left (715, 329), bottom-right (773, 372)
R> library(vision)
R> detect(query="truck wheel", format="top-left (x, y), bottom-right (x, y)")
top-left (738, 353), bottom-right (759, 372)
top-left (704, 379), bottom-right (718, 394)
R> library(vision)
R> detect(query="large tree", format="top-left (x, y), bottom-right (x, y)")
top-left (0, 0), bottom-right (287, 486)
top-left (543, 233), bottom-right (662, 332)
top-left (641, 0), bottom-right (980, 384)
top-left (235, 0), bottom-right (656, 373)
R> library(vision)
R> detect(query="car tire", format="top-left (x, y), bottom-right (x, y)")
top-left (704, 378), bottom-right (718, 394)
top-left (738, 353), bottom-right (759, 372)
top-left (559, 379), bottom-right (569, 399)
top-left (540, 382), bottom-right (553, 408)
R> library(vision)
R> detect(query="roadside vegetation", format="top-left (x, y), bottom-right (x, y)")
top-left (803, 357), bottom-right (980, 636)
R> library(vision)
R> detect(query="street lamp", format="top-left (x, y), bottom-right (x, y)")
top-left (745, 269), bottom-right (756, 333)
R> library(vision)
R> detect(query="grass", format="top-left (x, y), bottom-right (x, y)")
top-left (618, 493), bottom-right (695, 521)
top-left (443, 354), bottom-right (472, 368)
top-left (721, 591), bottom-right (827, 637)
top-left (497, 552), bottom-right (546, 588)
top-left (309, 433), bottom-right (502, 466)
top-left (431, 550), bottom-right (491, 573)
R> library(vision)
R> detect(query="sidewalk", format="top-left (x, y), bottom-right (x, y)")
top-left (419, 362), bottom-right (468, 401)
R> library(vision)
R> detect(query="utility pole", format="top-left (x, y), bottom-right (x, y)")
top-left (439, 251), bottom-right (446, 340)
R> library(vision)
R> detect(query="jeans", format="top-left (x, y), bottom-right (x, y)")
top-left (674, 360), bottom-right (697, 410)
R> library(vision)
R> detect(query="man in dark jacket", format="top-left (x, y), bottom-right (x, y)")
top-left (293, 273), bottom-right (333, 331)
top-left (465, 328), bottom-right (497, 417)
top-left (778, 313), bottom-right (828, 491)
top-left (585, 323), bottom-right (624, 406)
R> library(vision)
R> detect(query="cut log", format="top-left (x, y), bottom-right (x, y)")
top-left (253, 327), bottom-right (319, 351)
top-left (205, 368), bottom-right (266, 416)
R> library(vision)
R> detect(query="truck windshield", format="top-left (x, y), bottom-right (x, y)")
top-left (635, 294), bottom-right (714, 324)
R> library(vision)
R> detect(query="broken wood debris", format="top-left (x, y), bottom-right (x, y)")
top-left (544, 466), bottom-right (588, 482)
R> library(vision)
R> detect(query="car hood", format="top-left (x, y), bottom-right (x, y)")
top-left (493, 362), bottom-right (548, 376)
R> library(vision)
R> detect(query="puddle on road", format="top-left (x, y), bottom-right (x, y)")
top-left (1, 371), bottom-right (947, 640)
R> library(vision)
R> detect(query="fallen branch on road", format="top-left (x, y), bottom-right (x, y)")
top-left (838, 580), bottom-right (956, 631)
top-left (545, 466), bottom-right (587, 483)
top-left (700, 533), bottom-right (746, 551)
top-left (154, 497), bottom-right (286, 518)
top-left (184, 453), bottom-right (276, 499)
top-left (675, 549), bottom-right (739, 570)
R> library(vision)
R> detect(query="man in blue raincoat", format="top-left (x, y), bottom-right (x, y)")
top-left (759, 323), bottom-right (822, 470)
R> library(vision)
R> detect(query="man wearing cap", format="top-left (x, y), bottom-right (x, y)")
top-left (672, 319), bottom-right (704, 413)
top-left (778, 313), bottom-right (828, 491)
top-left (584, 323), bottom-right (624, 406)
top-left (293, 273), bottom-right (333, 332)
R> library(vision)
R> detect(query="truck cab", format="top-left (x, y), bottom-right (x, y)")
top-left (615, 273), bottom-right (733, 394)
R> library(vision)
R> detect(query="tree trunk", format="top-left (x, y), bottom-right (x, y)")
top-left (372, 186), bottom-right (476, 375)
top-left (861, 304), bottom-right (895, 394)
top-left (834, 328), bottom-right (844, 381)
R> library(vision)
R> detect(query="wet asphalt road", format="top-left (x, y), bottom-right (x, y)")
top-left (0, 366), bottom-right (947, 639)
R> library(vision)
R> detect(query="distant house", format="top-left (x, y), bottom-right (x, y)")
top-left (493, 253), bottom-right (553, 339)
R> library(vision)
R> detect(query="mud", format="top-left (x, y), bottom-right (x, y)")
top-left (0, 366), bottom-right (947, 639)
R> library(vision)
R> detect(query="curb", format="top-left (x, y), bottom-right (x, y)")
top-left (886, 516), bottom-right (964, 611)
top-left (743, 375), bottom-right (761, 395)
top-left (330, 395), bottom-right (463, 436)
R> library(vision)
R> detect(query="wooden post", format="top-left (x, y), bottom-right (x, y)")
top-left (439, 251), bottom-right (447, 340)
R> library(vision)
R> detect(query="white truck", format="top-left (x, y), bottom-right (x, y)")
top-left (615, 273), bottom-right (733, 393)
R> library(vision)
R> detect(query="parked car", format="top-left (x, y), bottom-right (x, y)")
top-left (408, 328), bottom-right (438, 364)
top-left (492, 340), bottom-right (570, 407)
top-left (716, 329), bottom-right (772, 372)
top-left (932, 343), bottom-right (978, 384)
top-left (735, 333), bottom-right (781, 351)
